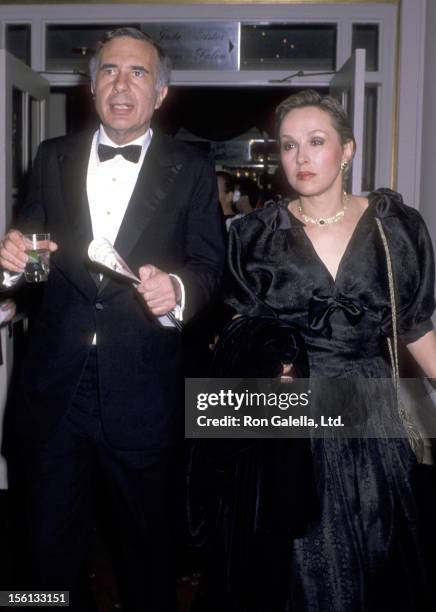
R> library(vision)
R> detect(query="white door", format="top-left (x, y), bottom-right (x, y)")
top-left (0, 51), bottom-right (50, 488)
top-left (330, 48), bottom-right (366, 195)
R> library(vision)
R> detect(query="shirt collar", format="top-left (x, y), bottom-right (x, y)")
top-left (97, 125), bottom-right (152, 150)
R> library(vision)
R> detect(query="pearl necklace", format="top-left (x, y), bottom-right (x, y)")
top-left (298, 193), bottom-right (350, 226)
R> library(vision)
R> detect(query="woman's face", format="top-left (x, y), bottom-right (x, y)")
top-left (279, 105), bottom-right (353, 198)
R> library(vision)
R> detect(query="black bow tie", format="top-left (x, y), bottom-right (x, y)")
top-left (98, 143), bottom-right (142, 163)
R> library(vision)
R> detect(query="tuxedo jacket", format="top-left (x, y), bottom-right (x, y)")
top-left (13, 129), bottom-right (226, 450)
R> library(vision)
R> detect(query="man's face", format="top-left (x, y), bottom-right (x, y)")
top-left (92, 36), bottom-right (168, 145)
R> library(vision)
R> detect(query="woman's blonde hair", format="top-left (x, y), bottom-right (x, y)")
top-left (275, 89), bottom-right (356, 155)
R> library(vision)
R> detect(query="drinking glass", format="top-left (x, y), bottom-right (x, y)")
top-left (23, 233), bottom-right (50, 282)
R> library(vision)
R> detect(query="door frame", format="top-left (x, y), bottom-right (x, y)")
top-left (0, 50), bottom-right (49, 488)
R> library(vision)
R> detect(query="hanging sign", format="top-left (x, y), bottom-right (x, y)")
top-left (144, 23), bottom-right (240, 70)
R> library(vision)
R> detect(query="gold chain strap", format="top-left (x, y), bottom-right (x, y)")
top-left (375, 218), bottom-right (424, 461)
top-left (375, 219), bottom-right (399, 386)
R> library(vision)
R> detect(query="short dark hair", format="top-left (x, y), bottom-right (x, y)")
top-left (89, 26), bottom-right (171, 90)
top-left (237, 176), bottom-right (260, 209)
top-left (216, 171), bottom-right (236, 194)
top-left (275, 89), bottom-right (356, 155)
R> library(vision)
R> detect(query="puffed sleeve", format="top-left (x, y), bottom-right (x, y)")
top-left (395, 210), bottom-right (435, 344)
top-left (224, 218), bottom-right (276, 318)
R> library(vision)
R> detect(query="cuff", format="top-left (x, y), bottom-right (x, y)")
top-left (169, 273), bottom-right (185, 321)
top-left (401, 319), bottom-right (434, 344)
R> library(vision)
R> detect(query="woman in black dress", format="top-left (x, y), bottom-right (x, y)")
top-left (224, 90), bottom-right (436, 611)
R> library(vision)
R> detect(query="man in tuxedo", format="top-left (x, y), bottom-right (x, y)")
top-left (0, 27), bottom-right (225, 611)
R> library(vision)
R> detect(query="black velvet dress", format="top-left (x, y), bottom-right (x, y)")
top-left (224, 189), bottom-right (435, 611)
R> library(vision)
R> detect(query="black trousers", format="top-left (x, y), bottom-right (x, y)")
top-left (22, 348), bottom-right (178, 612)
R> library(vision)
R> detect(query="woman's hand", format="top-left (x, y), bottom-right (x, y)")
top-left (281, 362), bottom-right (296, 382)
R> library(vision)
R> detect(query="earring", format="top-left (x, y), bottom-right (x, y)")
top-left (341, 160), bottom-right (349, 172)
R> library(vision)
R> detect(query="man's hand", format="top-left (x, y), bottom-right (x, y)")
top-left (0, 229), bottom-right (58, 273)
top-left (137, 265), bottom-right (179, 316)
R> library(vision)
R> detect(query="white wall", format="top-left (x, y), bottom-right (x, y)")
top-left (396, 0), bottom-right (426, 209)
top-left (48, 92), bottom-right (67, 139)
top-left (419, 0), bottom-right (436, 324)
top-left (420, 0), bottom-right (436, 249)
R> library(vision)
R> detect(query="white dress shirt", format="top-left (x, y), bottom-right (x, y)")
top-left (87, 126), bottom-right (151, 246)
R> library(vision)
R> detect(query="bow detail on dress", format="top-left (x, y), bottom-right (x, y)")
top-left (369, 188), bottom-right (404, 219)
top-left (308, 292), bottom-right (364, 339)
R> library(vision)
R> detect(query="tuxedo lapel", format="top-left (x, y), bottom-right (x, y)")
top-left (57, 132), bottom-right (99, 297)
top-left (98, 133), bottom-right (183, 296)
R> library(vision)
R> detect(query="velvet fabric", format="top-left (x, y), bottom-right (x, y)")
top-left (190, 315), bottom-right (319, 612)
top-left (216, 189), bottom-right (435, 611)
top-left (210, 314), bottom-right (309, 378)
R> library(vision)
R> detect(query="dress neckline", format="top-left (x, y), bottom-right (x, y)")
top-left (285, 197), bottom-right (374, 285)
